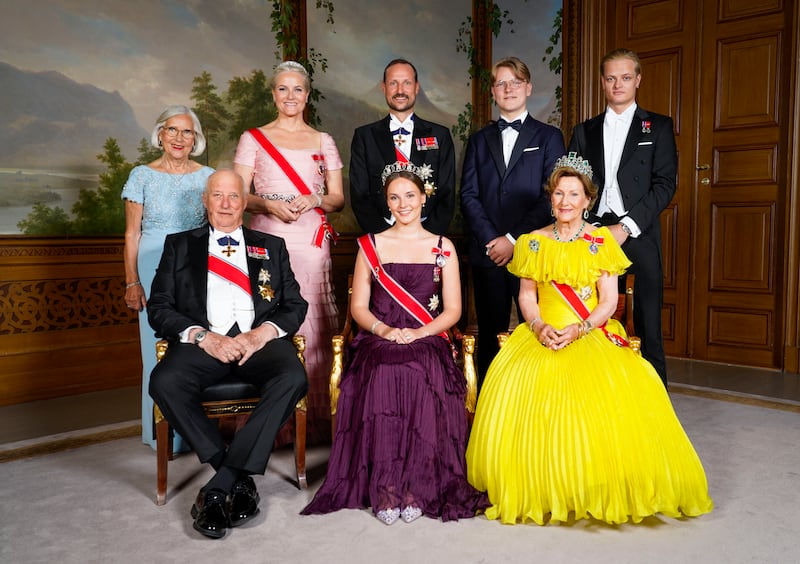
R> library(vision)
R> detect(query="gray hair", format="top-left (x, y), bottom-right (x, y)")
top-left (269, 61), bottom-right (311, 91)
top-left (150, 105), bottom-right (206, 156)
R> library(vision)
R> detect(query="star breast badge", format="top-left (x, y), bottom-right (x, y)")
top-left (259, 284), bottom-right (275, 302)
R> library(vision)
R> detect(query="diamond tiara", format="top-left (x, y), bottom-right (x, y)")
top-left (554, 152), bottom-right (593, 178)
top-left (380, 161), bottom-right (432, 185)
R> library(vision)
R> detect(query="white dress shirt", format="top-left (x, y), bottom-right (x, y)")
top-left (389, 113), bottom-right (415, 161)
top-left (601, 103), bottom-right (641, 236)
top-left (500, 110), bottom-right (528, 166)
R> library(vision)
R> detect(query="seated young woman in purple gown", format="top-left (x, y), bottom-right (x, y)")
top-left (301, 164), bottom-right (489, 525)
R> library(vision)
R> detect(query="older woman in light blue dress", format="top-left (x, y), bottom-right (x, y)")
top-left (122, 105), bottom-right (214, 450)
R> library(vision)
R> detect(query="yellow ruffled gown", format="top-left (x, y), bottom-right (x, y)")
top-left (466, 227), bottom-right (713, 525)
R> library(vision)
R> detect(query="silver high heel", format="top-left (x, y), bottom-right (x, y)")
top-left (376, 507), bottom-right (401, 525)
top-left (401, 505), bottom-right (423, 523)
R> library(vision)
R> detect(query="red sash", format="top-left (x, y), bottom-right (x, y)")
top-left (248, 128), bottom-right (338, 247)
top-left (357, 234), bottom-right (449, 342)
top-left (208, 254), bottom-right (251, 296)
top-left (550, 280), bottom-right (630, 347)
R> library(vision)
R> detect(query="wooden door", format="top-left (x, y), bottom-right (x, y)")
top-left (691, 1), bottom-right (792, 367)
top-left (609, 0), bottom-right (795, 368)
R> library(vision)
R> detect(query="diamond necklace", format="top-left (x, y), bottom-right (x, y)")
top-left (552, 220), bottom-right (586, 242)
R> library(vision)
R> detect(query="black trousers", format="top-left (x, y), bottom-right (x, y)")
top-left (471, 264), bottom-right (522, 391)
top-left (149, 337), bottom-right (308, 475)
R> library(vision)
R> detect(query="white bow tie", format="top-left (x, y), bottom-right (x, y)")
top-left (390, 118), bottom-right (413, 132)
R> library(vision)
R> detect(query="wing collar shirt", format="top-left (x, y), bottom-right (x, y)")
top-left (207, 226), bottom-right (255, 336)
top-left (389, 113), bottom-right (415, 161)
top-left (601, 102), bottom-right (641, 236)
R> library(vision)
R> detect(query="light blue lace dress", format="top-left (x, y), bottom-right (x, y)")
top-left (121, 165), bottom-right (214, 450)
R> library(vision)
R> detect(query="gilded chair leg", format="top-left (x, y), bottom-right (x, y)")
top-left (156, 419), bottom-right (169, 506)
top-left (294, 407), bottom-right (308, 489)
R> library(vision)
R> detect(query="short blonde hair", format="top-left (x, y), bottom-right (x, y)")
top-left (270, 61), bottom-right (311, 91)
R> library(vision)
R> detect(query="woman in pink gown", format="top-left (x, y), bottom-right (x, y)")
top-left (234, 61), bottom-right (344, 444)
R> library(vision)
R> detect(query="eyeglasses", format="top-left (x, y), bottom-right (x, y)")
top-left (493, 79), bottom-right (527, 90)
top-left (163, 126), bottom-right (195, 138)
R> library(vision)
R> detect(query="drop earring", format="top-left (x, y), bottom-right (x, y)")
top-left (583, 209), bottom-right (589, 220)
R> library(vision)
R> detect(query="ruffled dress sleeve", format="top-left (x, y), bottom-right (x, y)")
top-left (508, 227), bottom-right (632, 287)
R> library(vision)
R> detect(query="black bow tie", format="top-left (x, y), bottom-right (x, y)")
top-left (217, 236), bottom-right (239, 247)
top-left (498, 118), bottom-right (522, 132)
top-left (392, 127), bottom-right (411, 136)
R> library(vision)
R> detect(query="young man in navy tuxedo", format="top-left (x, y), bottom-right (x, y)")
top-left (148, 170), bottom-right (308, 538)
top-left (568, 48), bottom-right (677, 384)
top-left (350, 59), bottom-right (455, 235)
top-left (460, 57), bottom-right (566, 387)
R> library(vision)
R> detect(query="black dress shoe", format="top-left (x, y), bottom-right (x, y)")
top-left (191, 488), bottom-right (229, 539)
top-left (229, 476), bottom-right (260, 527)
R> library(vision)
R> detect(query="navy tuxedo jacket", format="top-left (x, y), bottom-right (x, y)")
top-left (568, 106), bottom-right (677, 236)
top-left (460, 115), bottom-right (565, 267)
top-left (147, 226), bottom-right (308, 341)
top-left (349, 115), bottom-right (455, 235)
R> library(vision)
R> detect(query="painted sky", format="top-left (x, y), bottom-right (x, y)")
top-left (0, 0), bottom-right (561, 130)
top-left (309, 0), bottom-right (562, 119)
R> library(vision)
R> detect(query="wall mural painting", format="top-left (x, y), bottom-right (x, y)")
top-left (0, 0), bottom-right (561, 236)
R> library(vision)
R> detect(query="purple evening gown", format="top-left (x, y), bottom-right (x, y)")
top-left (302, 263), bottom-right (489, 521)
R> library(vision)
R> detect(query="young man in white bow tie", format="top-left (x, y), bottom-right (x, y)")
top-left (148, 170), bottom-right (308, 539)
top-left (568, 48), bottom-right (677, 385)
top-left (350, 58), bottom-right (455, 235)
top-left (460, 56), bottom-right (566, 388)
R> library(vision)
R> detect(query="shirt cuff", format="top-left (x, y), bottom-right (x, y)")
top-left (264, 321), bottom-right (287, 338)
top-left (180, 325), bottom-right (204, 343)
top-left (505, 233), bottom-right (517, 245)
top-left (620, 216), bottom-right (641, 238)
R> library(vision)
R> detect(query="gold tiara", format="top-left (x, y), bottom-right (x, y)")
top-left (554, 152), bottom-right (593, 178)
top-left (380, 161), bottom-right (433, 185)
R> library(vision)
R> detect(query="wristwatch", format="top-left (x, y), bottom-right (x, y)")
top-left (194, 329), bottom-right (208, 345)
top-left (620, 223), bottom-right (633, 236)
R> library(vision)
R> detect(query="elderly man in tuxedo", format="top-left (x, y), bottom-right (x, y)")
top-left (568, 48), bottom-right (677, 384)
top-left (460, 56), bottom-right (566, 387)
top-left (148, 169), bottom-right (308, 539)
top-left (350, 58), bottom-right (455, 235)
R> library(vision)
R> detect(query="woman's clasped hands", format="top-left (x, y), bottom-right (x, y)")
top-left (531, 319), bottom-right (584, 350)
top-left (375, 323), bottom-right (428, 345)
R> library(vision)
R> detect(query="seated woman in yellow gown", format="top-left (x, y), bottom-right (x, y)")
top-left (465, 153), bottom-right (713, 525)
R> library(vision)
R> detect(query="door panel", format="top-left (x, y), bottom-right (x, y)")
top-left (693, 1), bottom-right (788, 368)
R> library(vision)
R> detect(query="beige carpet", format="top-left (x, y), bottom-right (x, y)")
top-left (1, 393), bottom-right (798, 564)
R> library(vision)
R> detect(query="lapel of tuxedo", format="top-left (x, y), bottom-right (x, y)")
top-left (619, 107), bottom-right (649, 169)
top-left (188, 227), bottom-right (210, 313)
top-left (372, 116), bottom-right (398, 164)
top-left (410, 117), bottom-right (432, 165)
top-left (585, 115), bottom-right (606, 186)
top-left (504, 116), bottom-right (536, 178)
top-left (485, 123), bottom-right (506, 178)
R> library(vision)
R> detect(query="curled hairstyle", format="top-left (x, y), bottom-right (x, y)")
top-left (383, 59), bottom-right (419, 83)
top-left (150, 105), bottom-right (206, 156)
top-left (270, 61), bottom-right (311, 91)
top-left (491, 56), bottom-right (531, 84)
top-left (545, 167), bottom-right (599, 209)
top-left (382, 169), bottom-right (425, 200)
top-left (600, 48), bottom-right (641, 76)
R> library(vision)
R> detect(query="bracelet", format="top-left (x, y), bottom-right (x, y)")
top-left (528, 317), bottom-right (542, 332)
top-left (126, 280), bottom-right (141, 289)
top-left (315, 194), bottom-right (323, 207)
top-left (370, 320), bottom-right (383, 334)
